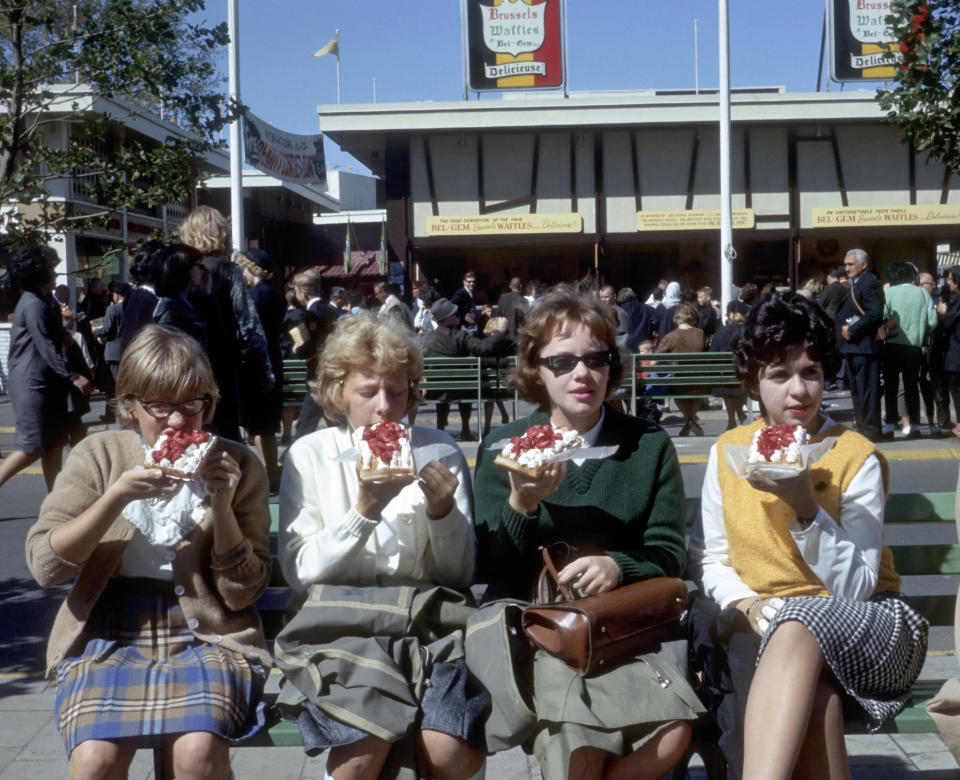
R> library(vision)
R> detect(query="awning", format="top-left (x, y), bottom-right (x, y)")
top-left (319, 250), bottom-right (384, 278)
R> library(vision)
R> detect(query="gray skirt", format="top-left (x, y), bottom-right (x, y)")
top-left (758, 592), bottom-right (928, 732)
top-left (530, 643), bottom-right (706, 780)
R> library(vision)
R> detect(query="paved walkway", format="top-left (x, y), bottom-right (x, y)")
top-left (2, 393), bottom-right (960, 778)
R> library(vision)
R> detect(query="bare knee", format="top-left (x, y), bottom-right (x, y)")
top-left (656, 720), bottom-right (692, 764)
top-left (69, 739), bottom-right (135, 780)
top-left (419, 730), bottom-right (484, 780)
top-left (171, 731), bottom-right (229, 780)
top-left (328, 736), bottom-right (392, 780)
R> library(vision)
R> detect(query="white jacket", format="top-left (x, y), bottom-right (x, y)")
top-left (279, 425), bottom-right (476, 591)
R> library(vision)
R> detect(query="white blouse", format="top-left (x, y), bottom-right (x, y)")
top-left (279, 425), bottom-right (476, 592)
top-left (688, 417), bottom-right (886, 608)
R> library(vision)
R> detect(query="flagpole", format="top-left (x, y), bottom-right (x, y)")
top-left (227, 0), bottom-right (244, 252)
top-left (718, 0), bottom-right (734, 317)
top-left (336, 29), bottom-right (341, 104)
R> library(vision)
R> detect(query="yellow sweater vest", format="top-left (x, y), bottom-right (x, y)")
top-left (716, 420), bottom-right (900, 599)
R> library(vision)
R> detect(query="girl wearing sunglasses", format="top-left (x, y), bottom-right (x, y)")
top-left (473, 285), bottom-right (703, 780)
top-left (26, 324), bottom-right (271, 779)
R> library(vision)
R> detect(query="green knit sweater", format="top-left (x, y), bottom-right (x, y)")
top-left (473, 407), bottom-right (687, 600)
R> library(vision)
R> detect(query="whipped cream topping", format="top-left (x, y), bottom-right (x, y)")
top-left (352, 426), bottom-right (413, 469)
top-left (147, 433), bottom-right (214, 475)
top-left (503, 426), bottom-right (584, 469)
top-left (748, 424), bottom-right (809, 465)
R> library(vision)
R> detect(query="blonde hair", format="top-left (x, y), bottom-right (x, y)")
top-left (311, 314), bottom-right (422, 425)
top-left (116, 325), bottom-right (219, 426)
top-left (179, 206), bottom-right (230, 255)
top-left (513, 284), bottom-right (622, 410)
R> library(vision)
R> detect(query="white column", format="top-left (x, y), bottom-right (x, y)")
top-left (227, 0), bottom-right (244, 252)
top-left (718, 0), bottom-right (734, 317)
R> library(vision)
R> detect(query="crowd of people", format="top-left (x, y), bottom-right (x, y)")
top-left (9, 222), bottom-right (960, 779)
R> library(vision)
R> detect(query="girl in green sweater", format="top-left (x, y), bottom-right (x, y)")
top-left (473, 285), bottom-right (703, 780)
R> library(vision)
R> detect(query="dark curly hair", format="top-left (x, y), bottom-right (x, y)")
top-left (154, 243), bottom-right (202, 298)
top-left (10, 245), bottom-right (56, 294)
top-left (130, 239), bottom-right (164, 285)
top-left (733, 291), bottom-right (841, 392)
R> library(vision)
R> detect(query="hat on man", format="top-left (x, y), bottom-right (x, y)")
top-left (430, 297), bottom-right (459, 322)
top-left (236, 248), bottom-right (273, 280)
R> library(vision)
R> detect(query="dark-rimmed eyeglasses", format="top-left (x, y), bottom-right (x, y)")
top-left (137, 396), bottom-right (211, 419)
top-left (538, 350), bottom-right (613, 376)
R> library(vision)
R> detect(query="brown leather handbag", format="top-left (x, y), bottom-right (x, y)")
top-left (521, 544), bottom-right (689, 676)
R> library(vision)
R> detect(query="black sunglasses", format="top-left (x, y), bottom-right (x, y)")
top-left (538, 350), bottom-right (613, 376)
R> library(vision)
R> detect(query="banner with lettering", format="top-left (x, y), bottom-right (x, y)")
top-left (462, 0), bottom-right (564, 92)
top-left (827, 0), bottom-right (898, 81)
top-left (241, 111), bottom-right (327, 186)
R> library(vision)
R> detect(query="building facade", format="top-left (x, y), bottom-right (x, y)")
top-left (318, 89), bottom-right (960, 303)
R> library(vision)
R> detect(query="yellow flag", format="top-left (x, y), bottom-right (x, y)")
top-left (313, 33), bottom-right (339, 58)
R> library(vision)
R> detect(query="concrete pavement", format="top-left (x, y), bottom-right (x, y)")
top-left (1, 392), bottom-right (959, 778)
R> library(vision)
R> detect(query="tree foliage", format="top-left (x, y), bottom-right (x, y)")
top-left (0, 0), bottom-right (231, 247)
top-left (877, 0), bottom-right (960, 174)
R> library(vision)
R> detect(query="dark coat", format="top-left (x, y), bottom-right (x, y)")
top-left (942, 292), bottom-right (960, 373)
top-left (422, 323), bottom-right (505, 359)
top-left (835, 269), bottom-right (884, 356)
top-left (153, 295), bottom-right (208, 350)
top-left (95, 301), bottom-right (124, 363)
top-left (496, 290), bottom-right (528, 344)
top-left (450, 287), bottom-right (477, 330)
top-left (818, 280), bottom-right (848, 321)
top-left (621, 301), bottom-right (656, 351)
top-left (118, 286), bottom-right (158, 354)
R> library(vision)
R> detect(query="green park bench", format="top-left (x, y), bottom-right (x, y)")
top-left (628, 351), bottom-right (748, 417)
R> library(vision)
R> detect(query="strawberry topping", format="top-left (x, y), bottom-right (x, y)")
top-left (151, 429), bottom-right (211, 464)
top-left (362, 421), bottom-right (406, 464)
top-left (754, 424), bottom-right (802, 460)
top-left (508, 424), bottom-right (563, 456)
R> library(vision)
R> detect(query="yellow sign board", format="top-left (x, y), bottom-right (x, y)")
top-left (426, 213), bottom-right (582, 236)
top-left (810, 204), bottom-right (960, 228)
top-left (636, 209), bottom-right (755, 231)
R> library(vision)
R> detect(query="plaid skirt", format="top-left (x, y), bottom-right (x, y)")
top-left (757, 592), bottom-right (928, 732)
top-left (55, 577), bottom-right (267, 756)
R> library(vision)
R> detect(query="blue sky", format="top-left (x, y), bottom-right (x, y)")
top-left (199, 1), bottom-right (864, 175)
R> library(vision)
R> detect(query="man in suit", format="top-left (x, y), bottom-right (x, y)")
top-left (450, 270), bottom-right (479, 334)
top-left (836, 248), bottom-right (886, 441)
top-left (496, 276), bottom-right (528, 347)
top-left (292, 268), bottom-right (338, 439)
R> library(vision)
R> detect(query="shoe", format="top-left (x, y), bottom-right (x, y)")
top-left (725, 421), bottom-right (737, 431)
top-left (882, 423), bottom-right (896, 435)
top-left (459, 431), bottom-right (477, 442)
top-left (870, 431), bottom-right (894, 443)
top-left (930, 424), bottom-right (944, 437)
top-left (905, 428), bottom-right (922, 439)
top-left (901, 423), bottom-right (911, 437)
top-left (690, 422), bottom-right (705, 437)
top-left (679, 421), bottom-right (692, 437)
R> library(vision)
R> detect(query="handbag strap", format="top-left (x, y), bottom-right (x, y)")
top-left (848, 280), bottom-right (865, 317)
top-left (540, 545), bottom-right (574, 602)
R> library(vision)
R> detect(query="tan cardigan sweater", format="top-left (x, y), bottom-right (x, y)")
top-left (26, 430), bottom-right (272, 675)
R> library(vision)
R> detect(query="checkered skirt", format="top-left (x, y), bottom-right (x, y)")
top-left (55, 577), bottom-right (266, 756)
top-left (757, 592), bottom-right (928, 732)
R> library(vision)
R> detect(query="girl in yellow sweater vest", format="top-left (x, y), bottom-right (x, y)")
top-left (689, 293), bottom-right (927, 780)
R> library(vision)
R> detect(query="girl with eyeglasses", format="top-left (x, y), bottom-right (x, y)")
top-left (473, 285), bottom-right (703, 780)
top-left (26, 324), bottom-right (271, 780)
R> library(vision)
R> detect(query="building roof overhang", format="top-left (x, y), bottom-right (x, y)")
top-left (317, 89), bottom-right (890, 176)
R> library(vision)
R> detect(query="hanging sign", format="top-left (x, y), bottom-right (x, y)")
top-left (462, 0), bottom-right (564, 92)
top-left (636, 209), bottom-right (756, 231)
top-left (426, 213), bottom-right (581, 235)
top-left (827, 0), bottom-right (898, 82)
top-left (242, 110), bottom-right (327, 186)
top-left (811, 204), bottom-right (960, 228)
